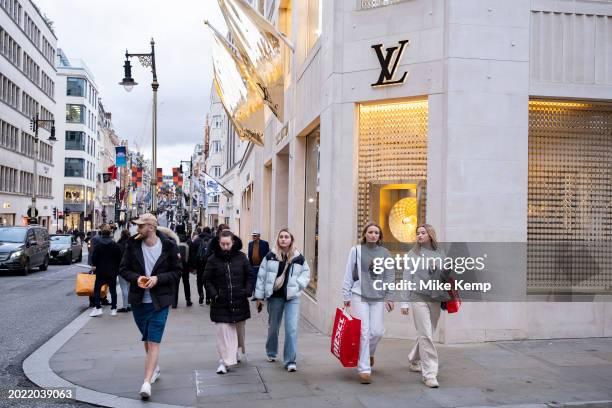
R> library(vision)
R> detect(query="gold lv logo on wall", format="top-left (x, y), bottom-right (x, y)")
top-left (371, 40), bottom-right (410, 87)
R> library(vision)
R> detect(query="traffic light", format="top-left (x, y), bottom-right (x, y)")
top-left (29, 118), bottom-right (35, 131)
top-left (52, 207), bottom-right (57, 218)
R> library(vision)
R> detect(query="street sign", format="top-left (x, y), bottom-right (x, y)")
top-left (27, 207), bottom-right (38, 218)
top-left (28, 217), bottom-right (38, 225)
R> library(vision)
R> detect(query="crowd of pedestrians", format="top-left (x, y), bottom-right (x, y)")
top-left (84, 212), bottom-right (451, 399)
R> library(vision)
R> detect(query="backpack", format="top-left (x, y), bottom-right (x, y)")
top-left (196, 236), bottom-right (210, 264)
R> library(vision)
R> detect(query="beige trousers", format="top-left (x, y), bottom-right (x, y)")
top-left (215, 321), bottom-right (246, 366)
top-left (408, 293), bottom-right (441, 380)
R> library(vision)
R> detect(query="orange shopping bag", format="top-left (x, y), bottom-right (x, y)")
top-left (75, 272), bottom-right (108, 297)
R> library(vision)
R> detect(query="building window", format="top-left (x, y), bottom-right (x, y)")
top-left (360, 0), bottom-right (408, 9)
top-left (66, 131), bottom-right (86, 151)
top-left (67, 77), bottom-right (86, 97)
top-left (304, 127), bottom-right (320, 297)
top-left (0, 165), bottom-right (17, 192)
top-left (0, 119), bottom-right (19, 151)
top-left (66, 104), bottom-right (86, 123)
top-left (0, 73), bottom-right (21, 110)
top-left (65, 158), bottom-right (85, 177)
top-left (212, 115), bottom-right (222, 128)
top-left (358, 100), bottom-right (428, 241)
top-left (0, 27), bottom-right (22, 67)
top-left (307, 0), bottom-right (322, 51)
top-left (528, 100), bottom-right (612, 294)
top-left (211, 166), bottom-right (221, 178)
top-left (212, 140), bottom-right (221, 153)
top-left (64, 184), bottom-right (85, 204)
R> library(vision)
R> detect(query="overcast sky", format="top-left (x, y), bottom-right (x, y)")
top-left (35, 0), bottom-right (226, 174)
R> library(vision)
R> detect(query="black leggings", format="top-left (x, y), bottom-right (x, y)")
top-left (94, 275), bottom-right (117, 309)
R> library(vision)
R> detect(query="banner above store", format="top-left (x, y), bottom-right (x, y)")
top-left (206, 21), bottom-right (265, 146)
top-left (216, 0), bottom-right (293, 124)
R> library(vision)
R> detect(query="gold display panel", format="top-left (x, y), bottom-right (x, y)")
top-left (528, 100), bottom-right (612, 294)
top-left (358, 100), bottom-right (428, 241)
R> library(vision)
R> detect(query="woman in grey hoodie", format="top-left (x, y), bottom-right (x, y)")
top-left (400, 224), bottom-right (451, 389)
top-left (341, 222), bottom-right (395, 384)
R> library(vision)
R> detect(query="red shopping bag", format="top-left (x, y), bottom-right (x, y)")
top-left (330, 307), bottom-right (361, 367)
top-left (442, 277), bottom-right (461, 313)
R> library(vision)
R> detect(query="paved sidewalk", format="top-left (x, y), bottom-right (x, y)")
top-left (37, 277), bottom-right (612, 407)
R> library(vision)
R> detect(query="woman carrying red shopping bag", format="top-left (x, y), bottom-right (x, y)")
top-left (400, 224), bottom-right (452, 389)
top-left (341, 222), bottom-right (395, 384)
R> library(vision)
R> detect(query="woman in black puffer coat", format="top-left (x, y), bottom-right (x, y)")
top-left (203, 229), bottom-right (252, 374)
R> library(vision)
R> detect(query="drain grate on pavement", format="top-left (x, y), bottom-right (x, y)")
top-left (195, 365), bottom-right (267, 399)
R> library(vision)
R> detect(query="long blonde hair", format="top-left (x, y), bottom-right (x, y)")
top-left (275, 228), bottom-right (296, 262)
top-left (413, 224), bottom-right (438, 255)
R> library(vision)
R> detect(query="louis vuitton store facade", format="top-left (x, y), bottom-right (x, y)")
top-left (225, 0), bottom-right (612, 343)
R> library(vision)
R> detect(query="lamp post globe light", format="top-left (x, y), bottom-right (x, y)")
top-left (119, 38), bottom-right (159, 213)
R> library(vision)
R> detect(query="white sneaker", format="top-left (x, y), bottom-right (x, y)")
top-left (89, 308), bottom-right (102, 317)
top-left (216, 363), bottom-right (227, 374)
top-left (408, 361), bottom-right (422, 372)
top-left (151, 366), bottom-right (161, 384)
top-left (423, 377), bottom-right (439, 388)
top-left (110, 309), bottom-right (117, 317)
top-left (287, 363), bottom-right (297, 372)
top-left (139, 381), bottom-right (151, 399)
top-left (267, 356), bottom-right (276, 362)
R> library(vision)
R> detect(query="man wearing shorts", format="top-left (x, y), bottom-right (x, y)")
top-left (119, 213), bottom-right (180, 399)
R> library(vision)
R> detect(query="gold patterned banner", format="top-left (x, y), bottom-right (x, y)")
top-left (206, 22), bottom-right (265, 146)
top-left (217, 0), bottom-right (290, 123)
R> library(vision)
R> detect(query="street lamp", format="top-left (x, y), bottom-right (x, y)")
top-left (29, 113), bottom-right (56, 225)
top-left (119, 38), bottom-right (159, 213)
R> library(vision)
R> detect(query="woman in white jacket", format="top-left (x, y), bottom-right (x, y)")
top-left (255, 229), bottom-right (310, 372)
top-left (342, 222), bottom-right (395, 384)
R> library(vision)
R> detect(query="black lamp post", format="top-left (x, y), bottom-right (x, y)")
top-left (119, 38), bottom-right (159, 213)
top-left (29, 113), bottom-right (56, 225)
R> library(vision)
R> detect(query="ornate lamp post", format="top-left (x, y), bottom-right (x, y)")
top-left (119, 38), bottom-right (159, 213)
top-left (29, 113), bottom-right (56, 224)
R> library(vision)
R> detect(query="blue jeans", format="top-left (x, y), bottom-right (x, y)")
top-left (266, 297), bottom-right (299, 366)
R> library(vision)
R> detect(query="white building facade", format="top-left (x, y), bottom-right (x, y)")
top-left (0, 0), bottom-right (57, 230)
top-left (218, 0), bottom-right (612, 342)
top-left (53, 49), bottom-right (98, 233)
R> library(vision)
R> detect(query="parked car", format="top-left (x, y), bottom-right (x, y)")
top-left (0, 226), bottom-right (50, 275)
top-left (49, 234), bottom-right (83, 265)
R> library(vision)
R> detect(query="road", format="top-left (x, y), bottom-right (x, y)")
top-left (0, 252), bottom-right (96, 407)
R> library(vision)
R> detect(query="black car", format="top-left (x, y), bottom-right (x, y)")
top-left (49, 234), bottom-right (83, 265)
top-left (0, 226), bottom-right (50, 275)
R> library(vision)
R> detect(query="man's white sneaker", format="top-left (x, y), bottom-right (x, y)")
top-left (110, 309), bottom-right (117, 317)
top-left (89, 308), bottom-right (102, 317)
top-left (408, 361), bottom-right (422, 372)
top-left (423, 377), bottom-right (439, 388)
top-left (216, 363), bottom-right (227, 374)
top-left (139, 381), bottom-right (151, 399)
top-left (151, 366), bottom-right (161, 384)
top-left (287, 363), bottom-right (297, 372)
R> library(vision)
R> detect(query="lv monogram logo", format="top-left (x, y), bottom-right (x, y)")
top-left (371, 40), bottom-right (410, 87)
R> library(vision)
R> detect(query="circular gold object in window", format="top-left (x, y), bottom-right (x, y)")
top-left (389, 197), bottom-right (418, 243)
